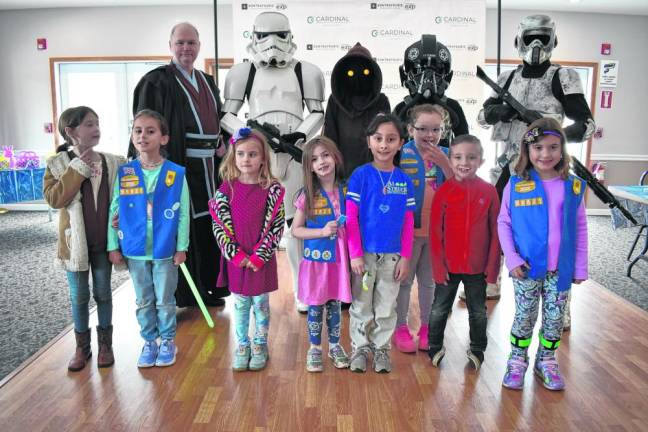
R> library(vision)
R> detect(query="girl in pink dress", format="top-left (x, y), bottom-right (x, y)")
top-left (292, 136), bottom-right (352, 372)
top-left (209, 127), bottom-right (285, 372)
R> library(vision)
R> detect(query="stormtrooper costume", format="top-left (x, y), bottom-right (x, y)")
top-left (221, 12), bottom-right (325, 312)
top-left (473, 14), bottom-right (595, 303)
top-left (394, 35), bottom-right (468, 146)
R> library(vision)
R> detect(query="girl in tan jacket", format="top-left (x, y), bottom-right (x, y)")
top-left (43, 106), bottom-right (125, 371)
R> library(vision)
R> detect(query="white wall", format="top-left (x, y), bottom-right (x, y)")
top-left (0, 5), bottom-right (645, 189)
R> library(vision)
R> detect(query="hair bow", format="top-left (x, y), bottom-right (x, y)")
top-left (229, 127), bottom-right (252, 146)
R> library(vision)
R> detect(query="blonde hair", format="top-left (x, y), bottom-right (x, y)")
top-left (408, 103), bottom-right (450, 138)
top-left (299, 136), bottom-right (345, 219)
top-left (514, 117), bottom-right (570, 180)
top-left (219, 129), bottom-right (277, 189)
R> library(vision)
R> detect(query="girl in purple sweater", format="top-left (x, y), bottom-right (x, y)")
top-left (498, 118), bottom-right (588, 391)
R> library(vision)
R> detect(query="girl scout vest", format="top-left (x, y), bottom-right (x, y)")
top-left (303, 184), bottom-right (346, 263)
top-left (510, 169), bottom-right (584, 291)
top-left (118, 159), bottom-right (185, 259)
top-left (400, 140), bottom-right (447, 228)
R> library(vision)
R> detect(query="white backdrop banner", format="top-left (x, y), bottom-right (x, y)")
top-left (231, 0), bottom-right (485, 132)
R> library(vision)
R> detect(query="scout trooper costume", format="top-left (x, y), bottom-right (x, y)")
top-left (221, 12), bottom-right (325, 312)
top-left (471, 14), bottom-right (595, 303)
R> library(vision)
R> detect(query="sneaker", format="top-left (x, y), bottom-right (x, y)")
top-left (249, 344), bottom-right (269, 371)
top-left (232, 345), bottom-right (251, 371)
top-left (373, 348), bottom-right (392, 373)
top-left (534, 356), bottom-right (565, 391)
top-left (137, 340), bottom-right (158, 368)
top-left (393, 324), bottom-right (417, 353)
top-left (349, 347), bottom-right (371, 373)
top-left (306, 347), bottom-right (324, 372)
top-left (328, 344), bottom-right (350, 369)
top-left (296, 300), bottom-right (309, 314)
top-left (458, 287), bottom-right (466, 301)
top-left (155, 339), bottom-right (177, 367)
top-left (467, 349), bottom-right (484, 370)
top-left (502, 355), bottom-right (529, 390)
top-left (429, 346), bottom-right (446, 367)
top-left (486, 282), bottom-right (501, 300)
top-left (418, 325), bottom-right (429, 351)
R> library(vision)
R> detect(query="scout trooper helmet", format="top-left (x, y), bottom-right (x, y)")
top-left (247, 12), bottom-right (297, 68)
top-left (399, 35), bottom-right (453, 98)
top-left (515, 14), bottom-right (557, 65)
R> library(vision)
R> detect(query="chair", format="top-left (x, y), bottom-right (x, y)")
top-left (627, 169), bottom-right (648, 260)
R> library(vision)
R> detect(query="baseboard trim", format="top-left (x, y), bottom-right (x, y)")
top-left (0, 203), bottom-right (50, 211)
top-left (587, 208), bottom-right (611, 216)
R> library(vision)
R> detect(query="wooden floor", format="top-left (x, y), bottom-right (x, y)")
top-left (1, 252), bottom-right (648, 432)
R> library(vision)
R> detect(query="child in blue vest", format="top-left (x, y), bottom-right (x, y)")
top-left (498, 118), bottom-right (588, 391)
top-left (347, 113), bottom-right (416, 373)
top-left (395, 104), bottom-right (453, 353)
top-left (292, 136), bottom-right (352, 372)
top-left (108, 109), bottom-right (190, 368)
top-left (209, 127), bottom-right (285, 372)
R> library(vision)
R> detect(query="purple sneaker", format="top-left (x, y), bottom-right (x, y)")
top-left (502, 355), bottom-right (528, 390)
top-left (534, 357), bottom-right (565, 391)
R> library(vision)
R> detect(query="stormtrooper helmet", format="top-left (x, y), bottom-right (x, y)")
top-left (515, 14), bottom-right (557, 65)
top-left (247, 12), bottom-right (297, 68)
top-left (399, 35), bottom-right (453, 99)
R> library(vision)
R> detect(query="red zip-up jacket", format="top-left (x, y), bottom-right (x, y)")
top-left (429, 176), bottom-right (501, 284)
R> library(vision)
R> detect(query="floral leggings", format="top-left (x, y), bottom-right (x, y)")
top-left (307, 300), bottom-right (341, 346)
top-left (233, 293), bottom-right (270, 347)
top-left (510, 272), bottom-right (569, 360)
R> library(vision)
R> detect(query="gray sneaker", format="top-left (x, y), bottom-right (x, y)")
top-left (349, 347), bottom-right (371, 373)
top-left (373, 348), bottom-right (392, 373)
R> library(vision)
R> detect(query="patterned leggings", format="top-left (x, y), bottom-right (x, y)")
top-left (510, 272), bottom-right (569, 359)
top-left (307, 300), bottom-right (341, 346)
top-left (233, 293), bottom-right (270, 347)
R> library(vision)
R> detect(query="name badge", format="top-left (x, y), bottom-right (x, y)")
top-left (515, 180), bottom-right (535, 193)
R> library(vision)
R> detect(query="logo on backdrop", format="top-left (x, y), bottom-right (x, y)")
top-left (241, 3), bottom-right (276, 11)
top-left (455, 97), bottom-right (479, 105)
top-left (453, 70), bottom-right (477, 78)
top-left (370, 2), bottom-right (417, 10)
top-left (434, 16), bottom-right (478, 25)
top-left (275, 3), bottom-right (288, 9)
top-left (374, 57), bottom-right (402, 64)
top-left (243, 30), bottom-right (252, 39)
top-left (371, 28), bottom-right (414, 38)
top-left (306, 43), bottom-right (340, 51)
top-left (446, 44), bottom-right (480, 52)
top-left (383, 82), bottom-right (404, 90)
top-left (306, 16), bottom-right (351, 25)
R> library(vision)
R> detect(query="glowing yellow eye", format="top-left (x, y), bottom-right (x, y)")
top-left (347, 70), bottom-right (354, 77)
top-left (363, 69), bottom-right (370, 75)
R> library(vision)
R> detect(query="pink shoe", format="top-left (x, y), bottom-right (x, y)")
top-left (418, 325), bottom-right (429, 351)
top-left (393, 324), bottom-right (417, 353)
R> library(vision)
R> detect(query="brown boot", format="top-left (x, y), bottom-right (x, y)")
top-left (68, 329), bottom-right (92, 371)
top-left (96, 325), bottom-right (115, 368)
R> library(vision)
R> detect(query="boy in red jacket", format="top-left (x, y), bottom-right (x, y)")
top-left (427, 135), bottom-right (501, 370)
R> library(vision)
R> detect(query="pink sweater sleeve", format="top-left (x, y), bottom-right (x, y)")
top-left (400, 211), bottom-right (414, 258)
top-left (573, 200), bottom-right (589, 280)
top-left (346, 200), bottom-right (364, 259)
top-left (497, 182), bottom-right (527, 272)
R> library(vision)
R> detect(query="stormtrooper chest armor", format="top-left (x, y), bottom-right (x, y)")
top-left (248, 65), bottom-right (304, 135)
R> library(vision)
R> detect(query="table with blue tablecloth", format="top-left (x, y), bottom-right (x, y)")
top-left (0, 168), bottom-right (46, 204)
top-left (609, 185), bottom-right (648, 278)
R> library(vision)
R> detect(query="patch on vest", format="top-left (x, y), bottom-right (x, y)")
top-left (121, 174), bottom-right (139, 188)
top-left (120, 187), bottom-right (144, 195)
top-left (304, 247), bottom-right (311, 257)
top-left (400, 158), bottom-right (417, 164)
top-left (312, 208), bottom-right (332, 216)
top-left (514, 197), bottom-right (543, 207)
top-left (403, 168), bottom-right (418, 174)
top-left (573, 178), bottom-right (582, 195)
top-left (322, 250), bottom-right (332, 260)
top-left (515, 180), bottom-right (536, 193)
top-left (165, 170), bottom-right (176, 187)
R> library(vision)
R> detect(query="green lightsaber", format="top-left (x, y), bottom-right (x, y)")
top-left (179, 263), bottom-right (215, 328)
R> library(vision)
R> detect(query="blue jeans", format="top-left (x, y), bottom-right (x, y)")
top-left (128, 258), bottom-right (178, 341)
top-left (428, 273), bottom-right (488, 353)
top-left (66, 251), bottom-right (113, 332)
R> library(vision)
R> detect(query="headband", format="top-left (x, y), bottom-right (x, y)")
top-left (229, 127), bottom-right (264, 147)
top-left (523, 127), bottom-right (562, 145)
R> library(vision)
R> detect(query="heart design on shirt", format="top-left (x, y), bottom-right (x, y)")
top-left (379, 204), bottom-right (390, 213)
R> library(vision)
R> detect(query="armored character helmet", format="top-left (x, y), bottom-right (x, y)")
top-left (399, 35), bottom-right (453, 98)
top-left (514, 14), bottom-right (557, 65)
top-left (247, 12), bottom-right (297, 68)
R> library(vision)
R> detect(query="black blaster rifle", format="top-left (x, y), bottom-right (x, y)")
top-left (247, 119), bottom-right (303, 163)
top-left (476, 65), bottom-right (637, 225)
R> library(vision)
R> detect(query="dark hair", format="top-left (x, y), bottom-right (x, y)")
top-left (514, 117), bottom-right (570, 180)
top-left (133, 109), bottom-right (170, 136)
top-left (365, 112), bottom-right (406, 139)
top-left (450, 134), bottom-right (484, 158)
top-left (57, 106), bottom-right (98, 152)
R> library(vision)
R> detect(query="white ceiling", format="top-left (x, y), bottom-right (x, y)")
top-left (0, 0), bottom-right (647, 15)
